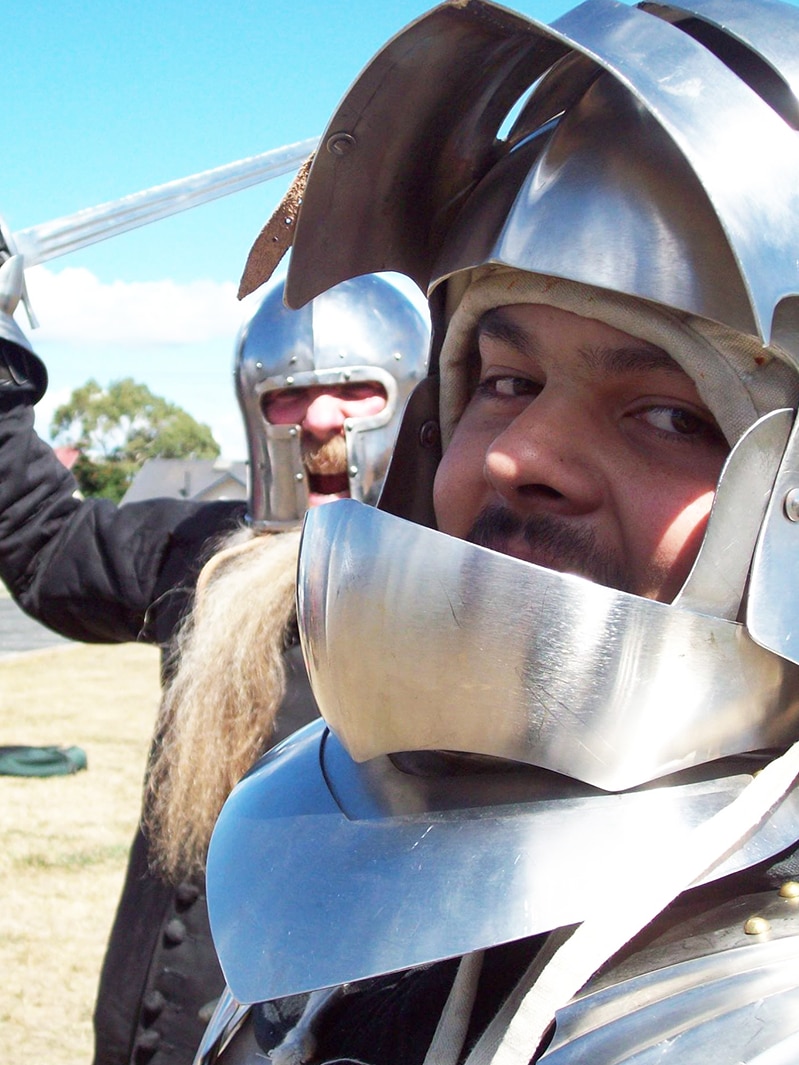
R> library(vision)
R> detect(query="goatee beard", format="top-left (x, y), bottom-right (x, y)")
top-left (467, 504), bottom-right (631, 593)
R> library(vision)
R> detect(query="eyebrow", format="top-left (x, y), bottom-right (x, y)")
top-left (477, 307), bottom-right (684, 377)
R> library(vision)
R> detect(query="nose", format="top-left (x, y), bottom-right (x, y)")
top-left (301, 393), bottom-right (348, 439)
top-left (484, 393), bottom-right (603, 515)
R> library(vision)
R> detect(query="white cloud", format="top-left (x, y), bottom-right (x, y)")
top-left (24, 264), bottom-right (257, 346)
top-left (19, 264), bottom-right (428, 462)
top-left (20, 265), bottom-right (257, 458)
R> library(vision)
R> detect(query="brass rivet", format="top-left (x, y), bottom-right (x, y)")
top-left (743, 915), bottom-right (770, 935)
top-left (779, 880), bottom-right (799, 899)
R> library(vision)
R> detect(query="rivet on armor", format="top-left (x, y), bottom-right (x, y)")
top-left (785, 488), bottom-right (799, 522)
top-left (419, 420), bottom-right (441, 450)
top-left (289, 427), bottom-right (298, 437)
top-left (743, 915), bottom-right (770, 935)
top-left (326, 132), bottom-right (357, 156)
top-left (163, 917), bottom-right (187, 945)
top-left (255, 361), bottom-right (263, 370)
top-left (286, 375), bottom-right (295, 385)
top-left (295, 472), bottom-right (304, 482)
top-left (349, 465), bottom-right (358, 476)
top-left (284, 217), bottom-right (294, 227)
top-left (779, 880), bottom-right (799, 899)
top-left (393, 352), bottom-right (403, 360)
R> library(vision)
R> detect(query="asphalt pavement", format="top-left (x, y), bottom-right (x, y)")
top-left (0, 592), bottom-right (72, 659)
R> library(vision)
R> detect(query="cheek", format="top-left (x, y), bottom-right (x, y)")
top-left (433, 432), bottom-right (487, 536)
top-left (625, 480), bottom-right (717, 601)
top-left (263, 399), bottom-right (307, 425)
top-left (657, 489), bottom-right (716, 569)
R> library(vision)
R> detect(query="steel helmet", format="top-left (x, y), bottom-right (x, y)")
top-left (206, 0), bottom-right (799, 1009)
top-left (235, 272), bottom-right (429, 527)
top-left (273, 0), bottom-right (799, 789)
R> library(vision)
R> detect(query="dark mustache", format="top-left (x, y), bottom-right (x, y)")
top-left (466, 505), bottom-right (630, 592)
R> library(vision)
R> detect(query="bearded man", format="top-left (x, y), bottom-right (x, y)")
top-left (0, 262), bottom-right (428, 1065)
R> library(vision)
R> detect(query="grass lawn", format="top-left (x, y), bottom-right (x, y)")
top-left (0, 641), bottom-right (160, 1064)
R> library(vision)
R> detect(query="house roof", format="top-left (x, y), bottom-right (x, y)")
top-left (120, 457), bottom-right (248, 504)
top-left (54, 446), bottom-right (81, 470)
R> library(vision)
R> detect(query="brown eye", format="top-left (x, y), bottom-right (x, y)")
top-left (476, 375), bottom-right (538, 399)
top-left (641, 405), bottom-right (724, 444)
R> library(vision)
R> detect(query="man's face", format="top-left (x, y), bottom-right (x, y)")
top-left (263, 382), bottom-right (387, 507)
top-left (433, 304), bottom-right (730, 602)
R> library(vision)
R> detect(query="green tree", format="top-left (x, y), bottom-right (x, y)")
top-left (51, 378), bottom-right (220, 503)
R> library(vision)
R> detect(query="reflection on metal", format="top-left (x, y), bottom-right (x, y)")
top-left (6, 137), bottom-right (318, 267)
top-left (749, 410), bottom-right (799, 664)
top-left (674, 409), bottom-right (793, 619)
top-left (192, 986), bottom-right (249, 1065)
top-left (205, 720), bottom-right (799, 1003)
top-left (286, 0), bottom-right (799, 360)
top-left (539, 894), bottom-right (799, 1063)
top-left (297, 500), bottom-right (799, 793)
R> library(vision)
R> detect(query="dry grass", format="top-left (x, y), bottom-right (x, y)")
top-left (0, 641), bottom-right (160, 1065)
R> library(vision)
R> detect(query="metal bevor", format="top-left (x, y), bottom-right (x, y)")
top-left (199, 1), bottom-right (799, 1062)
top-left (234, 273), bottom-right (429, 527)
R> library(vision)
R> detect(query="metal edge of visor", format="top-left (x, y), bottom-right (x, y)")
top-left (536, 0), bottom-right (799, 348)
top-left (284, 0), bottom-right (568, 308)
top-left (296, 499), bottom-right (799, 792)
top-left (748, 409), bottom-right (799, 665)
top-left (205, 720), bottom-right (799, 1004)
top-left (674, 408), bottom-right (793, 619)
top-left (640, 0), bottom-right (799, 109)
top-left (287, 0), bottom-right (799, 350)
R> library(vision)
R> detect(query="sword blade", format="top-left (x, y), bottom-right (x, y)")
top-left (12, 137), bottom-right (318, 266)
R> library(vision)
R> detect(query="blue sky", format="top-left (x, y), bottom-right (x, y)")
top-left (8, 0), bottom-right (796, 456)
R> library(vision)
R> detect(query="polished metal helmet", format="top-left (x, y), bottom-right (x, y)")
top-left (205, 0), bottom-right (799, 1012)
top-left (234, 272), bottom-right (429, 527)
top-left (265, 0), bottom-right (799, 791)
